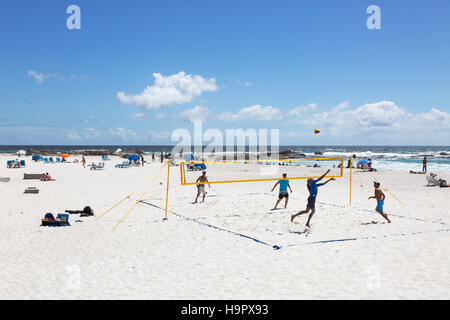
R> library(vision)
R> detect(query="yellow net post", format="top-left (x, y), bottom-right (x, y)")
top-left (96, 191), bottom-right (134, 221)
top-left (164, 160), bottom-right (170, 220)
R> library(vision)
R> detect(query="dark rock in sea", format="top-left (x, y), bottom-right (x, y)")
top-left (24, 149), bottom-right (145, 156)
top-left (314, 151), bottom-right (323, 155)
top-left (278, 150), bottom-right (306, 159)
top-left (439, 152), bottom-right (449, 156)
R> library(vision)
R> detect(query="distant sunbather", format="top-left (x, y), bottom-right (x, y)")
top-left (410, 170), bottom-right (425, 174)
top-left (40, 173), bottom-right (55, 181)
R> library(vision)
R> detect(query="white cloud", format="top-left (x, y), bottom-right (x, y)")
top-left (147, 130), bottom-right (171, 141)
top-left (289, 103), bottom-right (319, 117)
top-left (131, 112), bottom-right (144, 121)
top-left (27, 70), bottom-right (86, 83)
top-left (287, 100), bottom-right (450, 143)
top-left (179, 105), bottom-right (211, 122)
top-left (412, 108), bottom-right (450, 127)
top-left (117, 71), bottom-right (218, 110)
top-left (83, 115), bottom-right (95, 123)
top-left (27, 70), bottom-right (53, 83)
top-left (292, 101), bottom-right (408, 129)
top-left (235, 79), bottom-right (253, 87)
top-left (69, 74), bottom-right (88, 80)
top-left (108, 127), bottom-right (139, 141)
top-left (218, 105), bottom-right (282, 121)
top-left (155, 112), bottom-right (167, 120)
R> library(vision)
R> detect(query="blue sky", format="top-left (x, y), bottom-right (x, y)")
top-left (0, 0), bottom-right (449, 145)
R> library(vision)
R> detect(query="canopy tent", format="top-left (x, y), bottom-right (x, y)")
top-left (16, 150), bottom-right (26, 155)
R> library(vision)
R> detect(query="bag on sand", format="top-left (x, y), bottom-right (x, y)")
top-left (41, 213), bottom-right (70, 227)
top-left (439, 180), bottom-right (448, 188)
top-left (81, 206), bottom-right (94, 217)
top-left (64, 206), bottom-right (94, 217)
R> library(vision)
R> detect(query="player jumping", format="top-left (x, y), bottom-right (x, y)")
top-left (290, 169), bottom-right (335, 228)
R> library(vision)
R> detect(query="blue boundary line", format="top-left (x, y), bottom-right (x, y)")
top-left (282, 228), bottom-right (450, 249)
top-left (136, 193), bottom-right (449, 251)
top-left (139, 200), bottom-right (281, 250)
top-left (145, 191), bottom-right (448, 226)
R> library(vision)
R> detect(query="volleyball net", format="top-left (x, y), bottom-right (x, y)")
top-left (179, 157), bottom-right (345, 185)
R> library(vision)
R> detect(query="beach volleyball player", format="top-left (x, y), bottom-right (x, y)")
top-left (194, 171), bottom-right (210, 204)
top-left (271, 173), bottom-right (293, 209)
top-left (291, 169), bottom-right (335, 228)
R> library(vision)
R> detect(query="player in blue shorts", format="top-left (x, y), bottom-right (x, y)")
top-left (291, 169), bottom-right (335, 228)
top-left (271, 173), bottom-right (293, 209)
top-left (368, 181), bottom-right (391, 223)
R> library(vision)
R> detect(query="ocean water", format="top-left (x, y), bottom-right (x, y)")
top-left (1, 145), bottom-right (450, 173)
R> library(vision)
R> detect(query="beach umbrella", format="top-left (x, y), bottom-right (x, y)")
top-left (124, 153), bottom-right (131, 159)
top-left (115, 148), bottom-right (122, 154)
top-left (16, 150), bottom-right (26, 155)
top-left (61, 154), bottom-right (70, 158)
top-left (128, 155), bottom-right (140, 162)
top-left (358, 159), bottom-right (370, 165)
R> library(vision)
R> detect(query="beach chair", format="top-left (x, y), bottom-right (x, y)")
top-left (6, 160), bottom-right (13, 168)
top-left (24, 187), bottom-right (39, 194)
top-left (102, 155), bottom-right (111, 161)
top-left (56, 157), bottom-right (60, 163)
top-left (426, 175), bottom-right (439, 186)
top-left (20, 160), bottom-right (26, 167)
top-left (115, 161), bottom-right (130, 168)
top-left (24, 173), bottom-right (43, 180)
top-left (90, 162), bottom-right (105, 170)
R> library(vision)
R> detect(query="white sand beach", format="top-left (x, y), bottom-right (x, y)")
top-left (1, 155), bottom-right (449, 299)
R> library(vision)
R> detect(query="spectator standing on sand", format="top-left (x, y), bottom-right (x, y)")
top-left (81, 156), bottom-right (86, 168)
top-left (423, 157), bottom-right (428, 173)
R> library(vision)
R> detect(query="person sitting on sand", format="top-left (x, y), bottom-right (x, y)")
top-left (194, 171), bottom-right (210, 204)
top-left (410, 170), bottom-right (425, 174)
top-left (428, 173), bottom-right (448, 187)
top-left (368, 181), bottom-right (391, 223)
top-left (290, 169), bottom-right (335, 228)
top-left (429, 172), bottom-right (439, 182)
top-left (271, 173), bottom-right (293, 209)
top-left (40, 173), bottom-right (54, 181)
